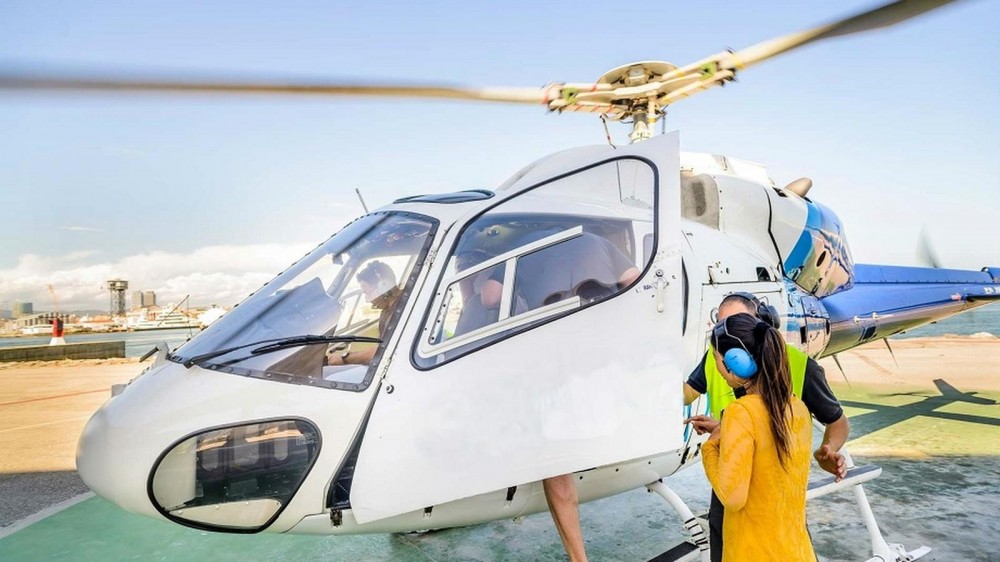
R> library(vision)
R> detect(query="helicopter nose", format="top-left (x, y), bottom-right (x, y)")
top-left (77, 403), bottom-right (159, 518)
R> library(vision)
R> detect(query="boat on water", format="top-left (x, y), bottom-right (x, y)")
top-left (20, 325), bottom-right (53, 336)
top-left (130, 309), bottom-right (199, 331)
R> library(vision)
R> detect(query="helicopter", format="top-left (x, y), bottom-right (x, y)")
top-left (2, 1), bottom-right (998, 561)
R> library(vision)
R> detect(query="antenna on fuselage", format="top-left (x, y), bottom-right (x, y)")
top-left (355, 188), bottom-right (370, 213)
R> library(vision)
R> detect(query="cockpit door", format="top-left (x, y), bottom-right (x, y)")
top-left (349, 133), bottom-right (685, 523)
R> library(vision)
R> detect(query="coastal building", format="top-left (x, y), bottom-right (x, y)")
top-left (12, 302), bottom-right (34, 318)
top-left (130, 290), bottom-right (158, 310)
top-left (15, 312), bottom-right (75, 335)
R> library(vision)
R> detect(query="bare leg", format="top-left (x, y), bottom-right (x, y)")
top-left (543, 474), bottom-right (588, 562)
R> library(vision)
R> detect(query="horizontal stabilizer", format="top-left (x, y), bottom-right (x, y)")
top-left (855, 264), bottom-right (999, 284)
top-left (820, 264), bottom-right (1000, 356)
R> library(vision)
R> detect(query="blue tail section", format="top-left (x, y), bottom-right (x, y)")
top-left (819, 265), bottom-right (1000, 356)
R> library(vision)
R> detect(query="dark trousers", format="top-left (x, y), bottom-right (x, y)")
top-left (708, 491), bottom-right (724, 562)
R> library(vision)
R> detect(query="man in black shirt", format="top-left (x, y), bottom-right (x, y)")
top-left (684, 292), bottom-right (849, 562)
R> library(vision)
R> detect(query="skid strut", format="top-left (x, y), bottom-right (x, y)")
top-left (807, 419), bottom-right (931, 562)
top-left (645, 422), bottom-right (932, 562)
top-left (646, 480), bottom-right (709, 562)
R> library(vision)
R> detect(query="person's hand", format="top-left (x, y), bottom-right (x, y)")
top-left (325, 343), bottom-right (350, 366)
top-left (325, 349), bottom-right (345, 366)
top-left (684, 415), bottom-right (719, 435)
top-left (814, 444), bottom-right (847, 482)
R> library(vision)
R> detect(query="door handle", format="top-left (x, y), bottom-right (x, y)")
top-left (654, 269), bottom-right (669, 313)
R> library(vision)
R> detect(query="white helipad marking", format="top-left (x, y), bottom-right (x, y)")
top-left (0, 492), bottom-right (94, 540)
top-left (0, 415), bottom-right (90, 435)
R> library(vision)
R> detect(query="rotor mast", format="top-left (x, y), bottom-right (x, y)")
top-left (628, 102), bottom-right (658, 144)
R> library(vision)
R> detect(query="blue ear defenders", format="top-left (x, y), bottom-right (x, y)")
top-left (723, 348), bottom-right (758, 379)
top-left (713, 319), bottom-right (759, 379)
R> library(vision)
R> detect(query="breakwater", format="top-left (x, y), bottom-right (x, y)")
top-left (0, 341), bottom-right (125, 362)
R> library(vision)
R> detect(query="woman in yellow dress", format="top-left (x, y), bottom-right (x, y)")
top-left (701, 312), bottom-right (816, 561)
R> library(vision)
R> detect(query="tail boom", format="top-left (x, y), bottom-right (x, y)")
top-left (819, 265), bottom-right (1000, 356)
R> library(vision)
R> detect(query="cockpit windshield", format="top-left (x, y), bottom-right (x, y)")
top-left (171, 212), bottom-right (437, 390)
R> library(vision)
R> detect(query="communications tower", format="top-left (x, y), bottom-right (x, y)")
top-left (107, 278), bottom-right (128, 317)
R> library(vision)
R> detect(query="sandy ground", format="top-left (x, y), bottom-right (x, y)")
top-left (817, 335), bottom-right (1000, 390)
top-left (0, 358), bottom-right (143, 474)
top-left (2, 337), bottom-right (995, 473)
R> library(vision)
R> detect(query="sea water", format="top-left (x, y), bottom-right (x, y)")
top-left (0, 328), bottom-right (198, 358)
top-left (894, 303), bottom-right (1000, 338)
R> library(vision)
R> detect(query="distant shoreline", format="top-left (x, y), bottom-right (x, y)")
top-left (0, 325), bottom-right (201, 338)
top-left (0, 334), bottom-right (995, 371)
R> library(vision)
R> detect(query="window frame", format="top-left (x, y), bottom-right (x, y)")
top-left (146, 417), bottom-right (322, 534)
top-left (410, 155), bottom-right (660, 371)
top-left (170, 210), bottom-right (439, 392)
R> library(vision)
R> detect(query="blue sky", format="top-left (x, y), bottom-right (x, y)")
top-left (1, 0), bottom-right (998, 310)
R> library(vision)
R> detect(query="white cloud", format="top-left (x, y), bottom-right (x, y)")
top-left (60, 226), bottom-right (106, 233)
top-left (0, 242), bottom-right (313, 311)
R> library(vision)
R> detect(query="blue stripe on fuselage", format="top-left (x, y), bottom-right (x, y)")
top-left (785, 201), bottom-right (821, 272)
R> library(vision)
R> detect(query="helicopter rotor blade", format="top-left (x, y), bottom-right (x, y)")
top-left (717, 0), bottom-right (961, 72)
top-left (643, 0), bottom-right (963, 109)
top-left (0, 71), bottom-right (566, 105)
top-left (0, 0), bottom-right (964, 121)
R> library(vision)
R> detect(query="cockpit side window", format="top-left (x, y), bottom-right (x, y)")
top-left (414, 158), bottom-right (655, 368)
top-left (171, 212), bottom-right (436, 391)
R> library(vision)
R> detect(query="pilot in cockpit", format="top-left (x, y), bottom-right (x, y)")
top-left (326, 260), bottom-right (400, 366)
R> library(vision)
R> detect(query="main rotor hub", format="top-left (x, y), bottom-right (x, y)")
top-left (596, 61), bottom-right (678, 88)
top-left (595, 61), bottom-right (677, 142)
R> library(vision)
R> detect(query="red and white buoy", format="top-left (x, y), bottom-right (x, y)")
top-left (49, 317), bottom-right (66, 346)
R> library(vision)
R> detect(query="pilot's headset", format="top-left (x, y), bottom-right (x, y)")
top-left (718, 291), bottom-right (781, 330)
top-left (711, 313), bottom-right (770, 379)
top-left (358, 260), bottom-right (397, 297)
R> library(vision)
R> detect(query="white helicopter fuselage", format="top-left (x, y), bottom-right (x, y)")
top-left (77, 133), bottom-right (843, 536)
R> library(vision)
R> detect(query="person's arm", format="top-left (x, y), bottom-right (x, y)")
top-left (617, 266), bottom-right (640, 288)
top-left (683, 353), bottom-right (709, 405)
top-left (701, 401), bottom-right (755, 511)
top-left (683, 383), bottom-right (701, 405)
top-left (326, 345), bottom-right (376, 366)
top-left (801, 359), bottom-right (850, 480)
top-left (815, 415), bottom-right (849, 480)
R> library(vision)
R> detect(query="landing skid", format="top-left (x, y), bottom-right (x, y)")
top-left (645, 422), bottom-right (931, 562)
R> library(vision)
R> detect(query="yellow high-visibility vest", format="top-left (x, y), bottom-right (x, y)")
top-left (705, 343), bottom-right (807, 420)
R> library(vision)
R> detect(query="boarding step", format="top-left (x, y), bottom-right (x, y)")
top-left (647, 540), bottom-right (699, 562)
top-left (807, 464), bottom-right (881, 501)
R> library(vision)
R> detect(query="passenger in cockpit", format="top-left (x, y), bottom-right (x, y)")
top-left (326, 260), bottom-right (399, 366)
top-left (452, 250), bottom-right (504, 337)
top-left (514, 230), bottom-right (640, 310)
